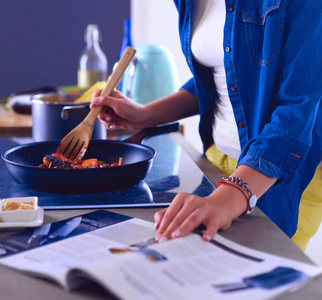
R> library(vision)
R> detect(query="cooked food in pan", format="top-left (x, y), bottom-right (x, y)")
top-left (39, 153), bottom-right (123, 169)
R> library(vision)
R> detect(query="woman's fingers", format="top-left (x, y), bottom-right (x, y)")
top-left (90, 93), bottom-right (121, 110)
top-left (202, 221), bottom-right (220, 242)
top-left (171, 207), bottom-right (219, 241)
top-left (90, 89), bottom-right (146, 131)
top-left (155, 193), bottom-right (211, 242)
top-left (155, 194), bottom-right (187, 238)
top-left (154, 193), bottom-right (234, 243)
top-left (97, 107), bottom-right (121, 130)
top-left (154, 208), bottom-right (167, 230)
top-left (92, 89), bottom-right (103, 98)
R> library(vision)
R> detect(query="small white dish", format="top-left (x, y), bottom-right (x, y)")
top-left (0, 197), bottom-right (38, 222)
top-left (0, 207), bottom-right (44, 229)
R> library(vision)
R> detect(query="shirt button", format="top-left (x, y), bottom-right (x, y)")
top-left (230, 86), bottom-right (237, 92)
top-left (238, 122), bottom-right (245, 128)
top-left (225, 47), bottom-right (231, 52)
top-left (228, 7), bottom-right (234, 12)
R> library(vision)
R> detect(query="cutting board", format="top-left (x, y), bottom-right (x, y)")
top-left (0, 108), bottom-right (32, 133)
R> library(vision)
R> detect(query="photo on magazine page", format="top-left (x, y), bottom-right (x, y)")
top-left (0, 210), bottom-right (131, 258)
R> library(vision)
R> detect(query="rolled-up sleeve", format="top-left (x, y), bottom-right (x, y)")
top-left (180, 78), bottom-right (197, 96)
top-left (238, 0), bottom-right (322, 184)
top-left (238, 134), bottom-right (309, 183)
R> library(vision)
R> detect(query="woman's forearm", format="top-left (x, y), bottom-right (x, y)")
top-left (230, 165), bottom-right (277, 199)
top-left (143, 89), bottom-right (199, 127)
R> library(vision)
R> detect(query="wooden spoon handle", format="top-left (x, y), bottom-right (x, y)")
top-left (84, 46), bottom-right (136, 124)
top-left (101, 46), bottom-right (136, 97)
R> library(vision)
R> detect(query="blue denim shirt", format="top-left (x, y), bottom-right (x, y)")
top-left (173, 0), bottom-right (322, 236)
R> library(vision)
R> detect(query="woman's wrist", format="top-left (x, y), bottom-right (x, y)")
top-left (218, 176), bottom-right (258, 215)
top-left (231, 165), bottom-right (277, 199)
top-left (208, 166), bottom-right (277, 219)
top-left (207, 184), bottom-right (250, 220)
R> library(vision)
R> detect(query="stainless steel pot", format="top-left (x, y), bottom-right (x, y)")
top-left (31, 93), bottom-right (107, 142)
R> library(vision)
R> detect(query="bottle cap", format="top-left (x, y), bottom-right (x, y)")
top-left (84, 24), bottom-right (101, 43)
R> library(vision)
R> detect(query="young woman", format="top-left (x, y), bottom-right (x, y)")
top-left (91, 0), bottom-right (322, 251)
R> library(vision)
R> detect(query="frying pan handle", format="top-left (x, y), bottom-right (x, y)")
top-left (124, 122), bottom-right (180, 144)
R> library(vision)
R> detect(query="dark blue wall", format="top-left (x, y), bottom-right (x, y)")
top-left (0, 0), bottom-right (130, 97)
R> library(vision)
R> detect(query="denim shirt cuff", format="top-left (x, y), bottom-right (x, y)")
top-left (238, 132), bottom-right (312, 183)
top-left (238, 153), bottom-right (294, 184)
top-left (238, 153), bottom-right (280, 175)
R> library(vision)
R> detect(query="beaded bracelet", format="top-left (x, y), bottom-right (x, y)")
top-left (218, 176), bottom-right (257, 215)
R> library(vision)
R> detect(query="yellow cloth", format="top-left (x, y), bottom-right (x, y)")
top-left (205, 143), bottom-right (322, 252)
top-left (205, 143), bottom-right (237, 176)
top-left (291, 167), bottom-right (322, 251)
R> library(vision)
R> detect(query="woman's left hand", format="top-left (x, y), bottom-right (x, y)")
top-left (154, 165), bottom-right (277, 243)
top-left (154, 191), bottom-right (241, 243)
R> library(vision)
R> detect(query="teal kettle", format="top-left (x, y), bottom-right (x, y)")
top-left (120, 44), bottom-right (180, 104)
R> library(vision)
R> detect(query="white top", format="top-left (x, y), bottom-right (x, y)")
top-left (191, 0), bottom-right (241, 159)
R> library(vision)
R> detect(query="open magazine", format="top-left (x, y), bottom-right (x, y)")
top-left (0, 210), bottom-right (321, 300)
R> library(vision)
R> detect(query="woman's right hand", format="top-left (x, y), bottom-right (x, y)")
top-left (90, 89), bottom-right (149, 132)
top-left (90, 88), bottom-right (199, 133)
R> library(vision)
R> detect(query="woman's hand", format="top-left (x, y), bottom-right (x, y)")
top-left (154, 165), bottom-right (277, 243)
top-left (154, 184), bottom-right (248, 243)
top-left (154, 193), bottom-right (233, 243)
top-left (90, 88), bottom-right (199, 132)
top-left (90, 89), bottom-right (148, 132)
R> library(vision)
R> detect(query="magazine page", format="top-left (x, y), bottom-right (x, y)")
top-left (0, 216), bottom-right (156, 290)
top-left (77, 233), bottom-right (322, 300)
top-left (1, 210), bottom-right (322, 299)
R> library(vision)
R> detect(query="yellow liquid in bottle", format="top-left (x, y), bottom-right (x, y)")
top-left (78, 69), bottom-right (107, 90)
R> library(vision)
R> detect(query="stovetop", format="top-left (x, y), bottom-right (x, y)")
top-left (0, 135), bottom-right (215, 209)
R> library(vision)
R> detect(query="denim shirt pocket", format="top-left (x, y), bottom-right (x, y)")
top-left (242, 0), bottom-right (284, 66)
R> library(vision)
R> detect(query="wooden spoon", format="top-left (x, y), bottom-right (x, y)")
top-left (56, 46), bottom-right (136, 161)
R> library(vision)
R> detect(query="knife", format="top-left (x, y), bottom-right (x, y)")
top-left (39, 216), bottom-right (82, 245)
top-left (27, 223), bottom-right (51, 244)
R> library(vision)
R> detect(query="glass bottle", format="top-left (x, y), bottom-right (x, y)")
top-left (119, 18), bottom-right (133, 58)
top-left (118, 18), bottom-right (133, 91)
top-left (77, 24), bottom-right (108, 90)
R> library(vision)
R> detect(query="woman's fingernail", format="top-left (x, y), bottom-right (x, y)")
top-left (108, 124), bottom-right (115, 129)
top-left (92, 97), bottom-right (99, 103)
top-left (172, 229), bottom-right (181, 238)
top-left (159, 236), bottom-right (168, 243)
top-left (104, 116), bottom-right (111, 122)
top-left (155, 233), bottom-right (162, 241)
top-left (204, 234), bottom-right (212, 241)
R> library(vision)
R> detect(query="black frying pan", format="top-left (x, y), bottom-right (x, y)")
top-left (1, 123), bottom-right (179, 194)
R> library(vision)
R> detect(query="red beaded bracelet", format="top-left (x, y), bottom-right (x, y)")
top-left (217, 180), bottom-right (249, 216)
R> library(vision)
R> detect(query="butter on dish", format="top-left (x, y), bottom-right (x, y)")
top-left (0, 197), bottom-right (38, 222)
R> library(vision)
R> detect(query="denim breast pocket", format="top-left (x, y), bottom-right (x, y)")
top-left (242, 0), bottom-right (284, 66)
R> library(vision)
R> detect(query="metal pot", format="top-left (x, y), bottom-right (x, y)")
top-left (31, 93), bottom-right (107, 142)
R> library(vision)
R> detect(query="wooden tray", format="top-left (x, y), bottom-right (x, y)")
top-left (0, 108), bottom-right (32, 133)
